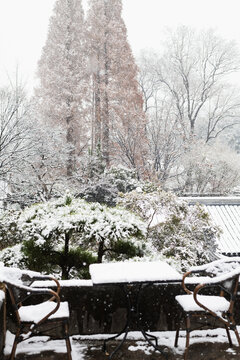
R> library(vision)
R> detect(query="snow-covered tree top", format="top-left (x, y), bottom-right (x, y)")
top-left (9, 192), bottom-right (147, 248)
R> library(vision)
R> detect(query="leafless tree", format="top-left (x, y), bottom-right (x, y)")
top-left (0, 85), bottom-right (32, 179)
top-left (138, 27), bottom-right (240, 191)
top-left (175, 140), bottom-right (240, 194)
top-left (138, 51), bottom-right (159, 113)
top-left (154, 27), bottom-right (240, 141)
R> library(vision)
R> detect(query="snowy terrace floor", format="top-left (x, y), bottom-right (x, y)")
top-left (4, 328), bottom-right (240, 360)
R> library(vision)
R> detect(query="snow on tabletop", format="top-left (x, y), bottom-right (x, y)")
top-left (89, 261), bottom-right (182, 284)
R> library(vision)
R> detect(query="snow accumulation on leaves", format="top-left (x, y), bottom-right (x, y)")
top-left (17, 195), bottom-right (147, 247)
top-left (0, 192), bottom-right (148, 277)
top-left (0, 188), bottom-right (221, 276)
top-left (0, 244), bottom-right (24, 268)
top-left (119, 189), bottom-right (221, 272)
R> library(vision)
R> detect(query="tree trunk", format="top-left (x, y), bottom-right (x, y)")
top-left (62, 232), bottom-right (70, 279)
top-left (102, 28), bottom-right (110, 166)
top-left (66, 115), bottom-right (76, 177)
top-left (94, 69), bottom-right (102, 149)
top-left (97, 240), bottom-right (104, 263)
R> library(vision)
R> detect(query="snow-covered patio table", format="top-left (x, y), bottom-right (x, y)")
top-left (90, 261), bottom-right (182, 359)
top-left (90, 260), bottom-right (182, 285)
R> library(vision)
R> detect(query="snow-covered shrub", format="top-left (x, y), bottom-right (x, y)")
top-left (119, 188), bottom-right (220, 271)
top-left (0, 209), bottom-right (22, 250)
top-left (104, 165), bottom-right (159, 194)
top-left (78, 165), bottom-right (156, 206)
top-left (82, 146), bottom-right (106, 181)
top-left (104, 166), bottom-right (140, 193)
top-left (78, 180), bottom-right (118, 206)
top-left (1, 192), bottom-right (147, 279)
top-left (0, 244), bottom-right (24, 268)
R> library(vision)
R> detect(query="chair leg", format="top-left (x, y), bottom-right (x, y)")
top-left (64, 322), bottom-right (72, 360)
top-left (224, 325), bottom-right (233, 346)
top-left (228, 313), bottom-right (240, 346)
top-left (184, 315), bottom-right (191, 360)
top-left (175, 323), bottom-right (180, 347)
top-left (175, 312), bottom-right (183, 347)
top-left (9, 328), bottom-right (20, 360)
top-left (232, 325), bottom-right (240, 346)
top-left (3, 287), bottom-right (6, 347)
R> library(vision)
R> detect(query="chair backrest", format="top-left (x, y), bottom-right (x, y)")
top-left (220, 276), bottom-right (239, 297)
top-left (198, 259), bottom-right (240, 301)
top-left (182, 257), bottom-right (240, 296)
top-left (4, 281), bottom-right (23, 324)
top-left (204, 258), bottom-right (240, 277)
top-left (193, 267), bottom-right (240, 318)
top-left (3, 274), bottom-right (60, 326)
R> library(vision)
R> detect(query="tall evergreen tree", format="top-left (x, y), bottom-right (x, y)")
top-left (86, 0), bottom-right (147, 173)
top-left (35, 0), bottom-right (88, 177)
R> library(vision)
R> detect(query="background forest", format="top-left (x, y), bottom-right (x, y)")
top-left (0, 0), bottom-right (240, 208)
top-left (0, 0), bottom-right (238, 278)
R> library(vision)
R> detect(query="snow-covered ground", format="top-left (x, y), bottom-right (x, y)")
top-left (4, 328), bottom-right (240, 359)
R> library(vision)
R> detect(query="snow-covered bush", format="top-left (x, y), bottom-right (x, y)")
top-left (0, 209), bottom-right (22, 250)
top-left (78, 165), bottom-right (144, 206)
top-left (0, 184), bottom-right (221, 276)
top-left (78, 180), bottom-right (118, 206)
top-left (0, 192), bottom-right (147, 279)
top-left (119, 188), bottom-right (220, 271)
top-left (0, 244), bottom-right (24, 268)
top-left (78, 165), bottom-right (158, 206)
top-left (104, 166), bottom-right (141, 193)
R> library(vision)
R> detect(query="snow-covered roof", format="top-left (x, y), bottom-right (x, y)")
top-left (181, 197), bottom-right (240, 255)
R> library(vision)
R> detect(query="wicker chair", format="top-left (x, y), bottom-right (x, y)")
top-left (174, 257), bottom-right (240, 360)
top-left (4, 273), bottom-right (72, 360)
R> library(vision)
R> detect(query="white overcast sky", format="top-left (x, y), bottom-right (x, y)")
top-left (0, 0), bottom-right (240, 91)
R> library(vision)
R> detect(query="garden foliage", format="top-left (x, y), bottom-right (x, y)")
top-left (119, 188), bottom-right (220, 271)
top-left (0, 192), bottom-right (146, 279)
top-left (0, 174), bottom-right (221, 277)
